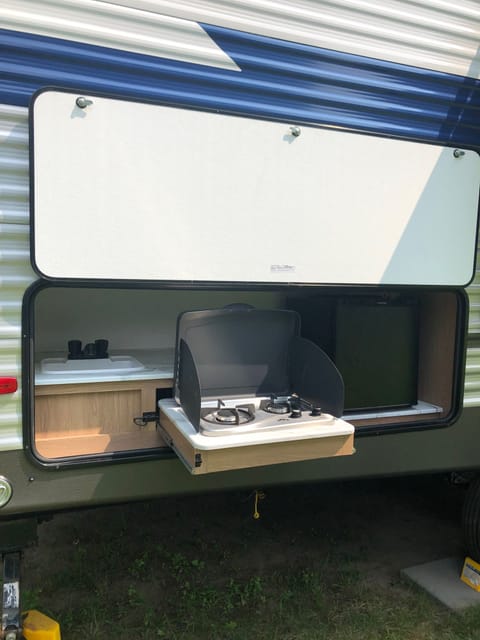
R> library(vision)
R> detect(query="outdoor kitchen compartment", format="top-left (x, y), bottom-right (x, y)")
top-left (30, 286), bottom-right (464, 464)
top-left (158, 306), bottom-right (355, 475)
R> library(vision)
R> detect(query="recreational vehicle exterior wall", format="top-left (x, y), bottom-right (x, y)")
top-left (0, 1), bottom-right (480, 518)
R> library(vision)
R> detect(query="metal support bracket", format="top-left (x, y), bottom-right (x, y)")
top-left (2, 551), bottom-right (21, 639)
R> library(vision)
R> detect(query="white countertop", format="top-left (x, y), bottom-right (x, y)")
top-left (159, 398), bottom-right (354, 450)
top-left (35, 349), bottom-right (175, 385)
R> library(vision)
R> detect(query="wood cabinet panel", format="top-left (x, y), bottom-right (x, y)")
top-left (34, 378), bottom-right (173, 459)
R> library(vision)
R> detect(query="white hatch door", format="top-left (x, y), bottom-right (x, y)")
top-left (31, 90), bottom-right (480, 286)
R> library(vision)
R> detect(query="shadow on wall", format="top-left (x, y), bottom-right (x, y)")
top-left (380, 147), bottom-right (479, 286)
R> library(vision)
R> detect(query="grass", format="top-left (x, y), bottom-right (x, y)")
top-left (21, 476), bottom-right (480, 639)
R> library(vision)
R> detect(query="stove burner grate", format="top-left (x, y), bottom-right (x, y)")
top-left (202, 404), bottom-right (255, 426)
top-left (264, 401), bottom-right (290, 414)
top-left (261, 394), bottom-right (299, 415)
top-left (215, 408), bottom-right (239, 423)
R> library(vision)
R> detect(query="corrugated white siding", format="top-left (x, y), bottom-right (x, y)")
top-left (467, 247), bottom-right (480, 333)
top-left (465, 249), bottom-right (480, 405)
top-left (103, 0), bottom-right (480, 79)
top-left (2, 1), bottom-right (478, 78)
top-left (0, 0), bottom-right (238, 70)
top-left (0, 104), bottom-right (36, 450)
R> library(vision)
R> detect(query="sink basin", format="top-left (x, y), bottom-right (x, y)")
top-left (40, 355), bottom-right (146, 375)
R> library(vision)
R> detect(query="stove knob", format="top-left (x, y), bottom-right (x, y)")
top-left (310, 406), bottom-right (322, 417)
top-left (290, 408), bottom-right (302, 419)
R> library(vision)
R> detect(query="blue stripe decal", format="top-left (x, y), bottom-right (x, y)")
top-left (1, 25), bottom-right (480, 147)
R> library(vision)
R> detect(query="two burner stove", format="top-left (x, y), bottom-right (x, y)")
top-left (200, 395), bottom-right (329, 437)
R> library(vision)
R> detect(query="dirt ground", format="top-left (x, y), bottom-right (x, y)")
top-left (24, 472), bottom-right (468, 596)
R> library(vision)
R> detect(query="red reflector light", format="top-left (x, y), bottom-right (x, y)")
top-left (0, 378), bottom-right (18, 394)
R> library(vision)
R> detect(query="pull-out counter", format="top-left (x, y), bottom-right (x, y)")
top-left (158, 400), bottom-right (355, 475)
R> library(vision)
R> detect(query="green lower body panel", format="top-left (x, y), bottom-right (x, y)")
top-left (1, 407), bottom-right (480, 518)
